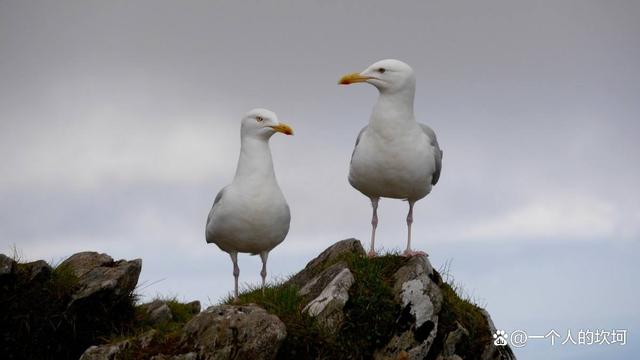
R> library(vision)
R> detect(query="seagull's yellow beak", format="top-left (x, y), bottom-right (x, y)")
top-left (270, 123), bottom-right (294, 135)
top-left (339, 72), bottom-right (371, 85)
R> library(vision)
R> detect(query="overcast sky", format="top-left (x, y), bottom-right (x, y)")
top-left (1, 1), bottom-right (639, 359)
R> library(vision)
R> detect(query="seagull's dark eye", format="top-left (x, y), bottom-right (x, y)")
top-left (378, 68), bottom-right (386, 73)
top-left (256, 116), bottom-right (264, 122)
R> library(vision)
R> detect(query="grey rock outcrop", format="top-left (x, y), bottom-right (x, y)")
top-left (302, 266), bottom-right (355, 332)
top-left (186, 300), bottom-right (201, 314)
top-left (293, 239), bottom-right (363, 333)
top-left (140, 299), bottom-right (174, 324)
top-left (374, 255), bottom-right (443, 360)
top-left (290, 238), bottom-right (365, 287)
top-left (180, 304), bottom-right (287, 360)
top-left (0, 254), bottom-right (16, 278)
top-left (61, 252), bottom-right (113, 277)
top-left (290, 238), bottom-right (515, 359)
top-left (60, 251), bottom-right (142, 305)
top-left (80, 340), bottom-right (132, 360)
top-left (75, 239), bottom-right (514, 360)
top-left (1, 251), bottom-right (143, 360)
top-left (436, 322), bottom-right (469, 360)
top-left (80, 329), bottom-right (160, 360)
top-left (21, 260), bottom-right (53, 282)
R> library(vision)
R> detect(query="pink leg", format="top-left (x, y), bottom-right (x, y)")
top-left (369, 197), bottom-right (379, 257)
top-left (230, 252), bottom-right (240, 301)
top-left (260, 251), bottom-right (268, 294)
top-left (403, 200), bottom-right (427, 257)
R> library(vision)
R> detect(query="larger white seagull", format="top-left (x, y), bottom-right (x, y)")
top-left (206, 108), bottom-right (293, 300)
top-left (339, 59), bottom-right (443, 257)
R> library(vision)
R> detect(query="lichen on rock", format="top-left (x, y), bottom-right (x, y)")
top-left (303, 266), bottom-right (355, 331)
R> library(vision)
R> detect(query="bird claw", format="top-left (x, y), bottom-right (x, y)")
top-left (403, 249), bottom-right (428, 257)
top-left (367, 250), bottom-right (377, 258)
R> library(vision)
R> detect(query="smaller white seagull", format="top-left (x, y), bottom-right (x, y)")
top-left (206, 108), bottom-right (293, 300)
top-left (339, 59), bottom-right (443, 257)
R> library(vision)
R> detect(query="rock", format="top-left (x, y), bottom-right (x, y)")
top-left (79, 329), bottom-right (159, 359)
top-left (292, 240), bottom-right (363, 334)
top-left (289, 239), bottom-right (514, 359)
top-left (150, 303), bottom-right (173, 323)
top-left (60, 251), bottom-right (142, 305)
top-left (375, 255), bottom-right (443, 360)
top-left (302, 266), bottom-right (355, 332)
top-left (138, 329), bottom-right (159, 349)
top-left (0, 254), bottom-right (16, 277)
top-left (298, 261), bottom-right (349, 299)
top-left (79, 339), bottom-right (131, 360)
top-left (480, 309), bottom-right (517, 360)
top-left (141, 300), bottom-right (174, 324)
top-left (60, 252), bottom-right (113, 278)
top-left (187, 300), bottom-right (201, 314)
top-left (438, 354), bottom-right (463, 360)
top-left (138, 299), bottom-right (200, 325)
top-left (290, 238), bottom-right (365, 287)
top-left (68, 240), bottom-right (515, 360)
top-left (20, 260), bottom-right (52, 282)
top-left (151, 353), bottom-right (197, 360)
top-left (181, 304), bottom-right (286, 360)
top-left (436, 322), bottom-right (469, 360)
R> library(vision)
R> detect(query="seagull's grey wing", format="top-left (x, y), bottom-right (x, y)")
top-left (350, 125), bottom-right (367, 164)
top-left (419, 123), bottom-right (443, 185)
top-left (206, 187), bottom-right (227, 242)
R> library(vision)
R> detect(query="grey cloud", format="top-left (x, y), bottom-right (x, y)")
top-left (1, 2), bottom-right (640, 359)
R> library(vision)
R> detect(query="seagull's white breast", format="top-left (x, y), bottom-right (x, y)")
top-left (349, 123), bottom-right (436, 200)
top-left (206, 180), bottom-right (290, 254)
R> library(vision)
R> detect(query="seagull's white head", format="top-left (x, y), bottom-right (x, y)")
top-left (339, 59), bottom-right (415, 94)
top-left (241, 108), bottom-right (294, 139)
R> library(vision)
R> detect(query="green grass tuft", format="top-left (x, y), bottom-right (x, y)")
top-left (48, 262), bottom-right (79, 299)
top-left (133, 295), bottom-right (198, 330)
top-left (224, 280), bottom-right (303, 315)
top-left (166, 299), bottom-right (196, 324)
top-left (338, 252), bottom-right (406, 358)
